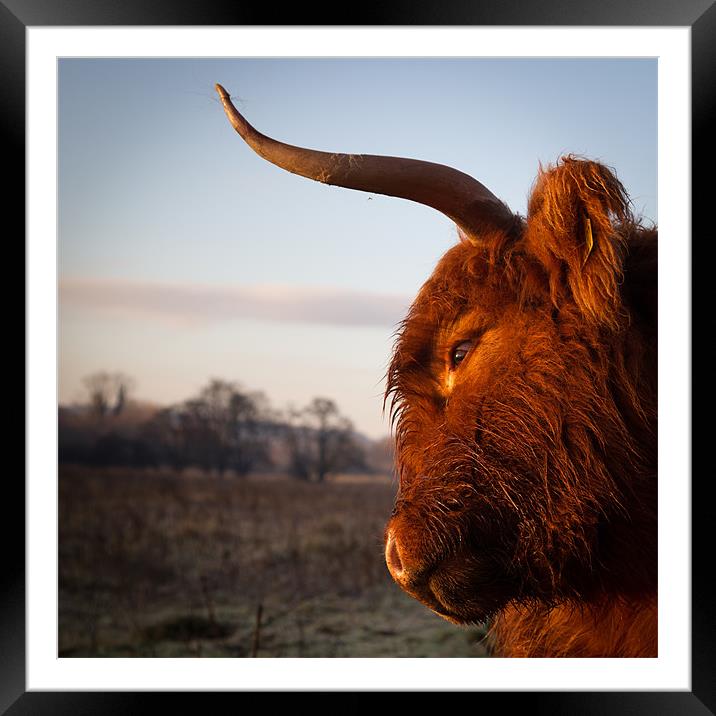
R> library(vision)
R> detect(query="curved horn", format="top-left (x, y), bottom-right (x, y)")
top-left (215, 84), bottom-right (513, 240)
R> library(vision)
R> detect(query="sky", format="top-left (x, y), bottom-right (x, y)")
top-left (58, 58), bottom-right (657, 439)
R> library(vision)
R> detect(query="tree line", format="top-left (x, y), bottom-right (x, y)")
top-left (58, 373), bottom-right (389, 481)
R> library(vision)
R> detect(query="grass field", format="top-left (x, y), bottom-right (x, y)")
top-left (59, 466), bottom-right (491, 657)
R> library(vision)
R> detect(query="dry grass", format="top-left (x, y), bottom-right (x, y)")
top-left (59, 465), bottom-right (490, 657)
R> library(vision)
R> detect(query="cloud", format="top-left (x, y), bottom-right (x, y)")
top-left (60, 277), bottom-right (412, 329)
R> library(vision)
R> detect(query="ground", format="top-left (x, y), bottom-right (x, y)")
top-left (59, 467), bottom-right (491, 658)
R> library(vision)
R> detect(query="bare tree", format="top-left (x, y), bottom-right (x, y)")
top-left (227, 389), bottom-right (274, 477)
top-left (82, 372), bottom-right (135, 419)
top-left (148, 379), bottom-right (273, 476)
top-left (143, 407), bottom-right (190, 471)
top-left (285, 397), bottom-right (362, 483)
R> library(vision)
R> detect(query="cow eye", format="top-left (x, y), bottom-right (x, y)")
top-left (451, 340), bottom-right (474, 368)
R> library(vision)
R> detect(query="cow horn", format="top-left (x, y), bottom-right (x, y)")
top-left (215, 84), bottom-right (513, 241)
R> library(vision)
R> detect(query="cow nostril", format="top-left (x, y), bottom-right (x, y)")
top-left (385, 532), bottom-right (404, 578)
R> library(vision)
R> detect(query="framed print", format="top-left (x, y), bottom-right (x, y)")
top-left (11, 0), bottom-right (713, 712)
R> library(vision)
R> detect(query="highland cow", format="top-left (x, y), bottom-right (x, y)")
top-left (216, 84), bottom-right (657, 657)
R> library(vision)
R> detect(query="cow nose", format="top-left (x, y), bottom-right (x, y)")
top-left (385, 530), bottom-right (405, 581)
top-left (385, 528), bottom-right (431, 591)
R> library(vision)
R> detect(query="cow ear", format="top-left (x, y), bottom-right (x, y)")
top-left (525, 156), bottom-right (631, 328)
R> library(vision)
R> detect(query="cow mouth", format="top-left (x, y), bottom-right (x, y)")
top-left (421, 585), bottom-right (470, 624)
top-left (386, 531), bottom-right (512, 624)
top-left (402, 577), bottom-right (508, 626)
top-left (397, 574), bottom-right (465, 622)
top-left (427, 561), bottom-right (512, 624)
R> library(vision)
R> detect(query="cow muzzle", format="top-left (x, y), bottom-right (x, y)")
top-left (384, 521), bottom-right (513, 624)
top-left (384, 526), bottom-right (461, 620)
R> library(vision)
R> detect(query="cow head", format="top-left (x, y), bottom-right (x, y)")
top-left (384, 156), bottom-right (658, 624)
top-left (216, 85), bottom-right (657, 626)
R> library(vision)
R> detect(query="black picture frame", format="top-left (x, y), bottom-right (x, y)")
top-left (9, 0), bottom-right (713, 712)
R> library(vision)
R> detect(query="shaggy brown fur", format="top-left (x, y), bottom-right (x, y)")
top-left (383, 156), bottom-right (657, 657)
